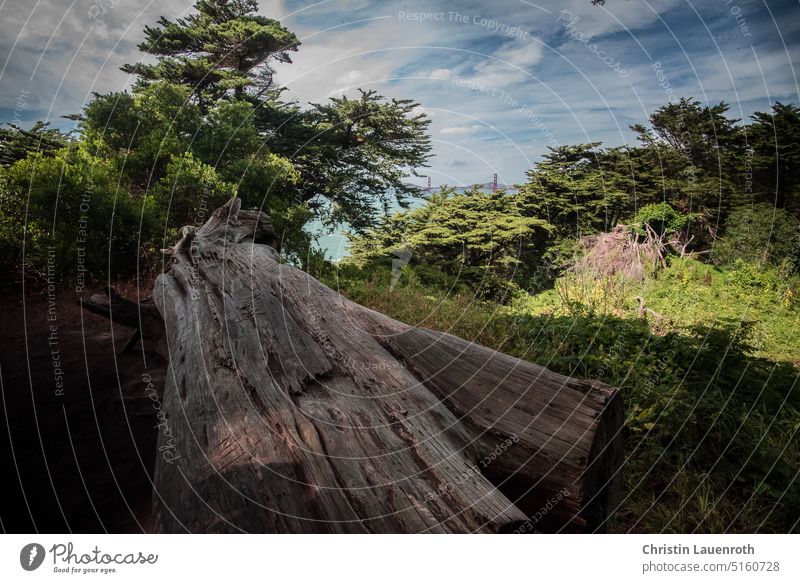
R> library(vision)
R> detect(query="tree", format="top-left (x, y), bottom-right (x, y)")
top-left (630, 98), bottom-right (741, 238)
top-left (347, 186), bottom-right (550, 296)
top-left (748, 102), bottom-right (800, 216)
top-left (279, 90), bottom-right (432, 231)
top-left (80, 83), bottom-right (202, 188)
top-left (122, 0), bottom-right (300, 106)
top-left (2, 144), bottom-right (157, 285)
top-left (713, 203), bottom-right (800, 270)
top-left (472, 99), bottom-right (799, 280)
top-left (0, 122), bottom-right (69, 167)
top-left (631, 98), bottom-right (741, 167)
top-left (92, 0), bottom-right (432, 242)
top-left (152, 151), bottom-right (238, 227)
top-left (519, 143), bottom-right (625, 238)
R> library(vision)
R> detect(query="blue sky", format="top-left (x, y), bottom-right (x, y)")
top-left (1, 0), bottom-right (798, 189)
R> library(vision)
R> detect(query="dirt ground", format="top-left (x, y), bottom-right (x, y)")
top-left (0, 283), bottom-right (166, 533)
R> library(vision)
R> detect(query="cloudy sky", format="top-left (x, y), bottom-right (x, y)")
top-left (1, 0), bottom-right (798, 188)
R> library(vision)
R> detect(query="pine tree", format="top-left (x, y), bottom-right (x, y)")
top-left (749, 103), bottom-right (800, 216)
top-left (121, 0), bottom-right (299, 107)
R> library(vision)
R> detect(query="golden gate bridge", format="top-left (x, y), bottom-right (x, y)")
top-left (422, 173), bottom-right (519, 194)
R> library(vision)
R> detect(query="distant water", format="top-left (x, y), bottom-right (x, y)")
top-left (308, 185), bottom-right (519, 261)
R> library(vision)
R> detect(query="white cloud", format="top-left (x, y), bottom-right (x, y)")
top-left (551, 0), bottom-right (683, 38)
top-left (494, 40), bottom-right (545, 69)
top-left (440, 124), bottom-right (482, 135)
top-left (412, 105), bottom-right (434, 117)
top-left (335, 69), bottom-right (364, 89)
top-left (1, 0), bottom-right (796, 189)
top-left (458, 38), bottom-right (545, 90)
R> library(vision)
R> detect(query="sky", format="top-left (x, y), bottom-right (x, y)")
top-left (1, 0), bottom-right (798, 190)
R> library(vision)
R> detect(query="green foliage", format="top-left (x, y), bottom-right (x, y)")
top-left (122, 0), bottom-right (300, 106)
top-left (81, 85), bottom-right (300, 229)
top-left (322, 261), bottom-right (800, 533)
top-left (748, 103), bottom-right (800, 216)
top-left (153, 151), bottom-right (238, 227)
top-left (76, 0), bottom-right (432, 243)
top-left (522, 255), bottom-right (800, 362)
top-left (713, 203), bottom-right (800, 271)
top-left (630, 98), bottom-right (742, 230)
top-left (285, 89), bottom-right (433, 230)
top-left (0, 170), bottom-right (48, 285)
top-left (630, 202), bottom-right (692, 236)
top-left (514, 98), bottom-right (800, 273)
top-left (346, 186), bottom-right (550, 298)
top-left (518, 143), bottom-right (620, 239)
top-left (632, 97), bottom-right (741, 167)
top-left (81, 83), bottom-right (202, 186)
top-left (2, 145), bottom-right (158, 286)
top-left (0, 122), bottom-right (70, 167)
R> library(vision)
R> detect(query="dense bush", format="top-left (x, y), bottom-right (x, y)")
top-left (1, 146), bottom-right (159, 288)
top-left (0, 172), bottom-right (48, 285)
top-left (629, 202), bottom-right (693, 237)
top-left (713, 203), bottom-right (800, 271)
top-left (345, 186), bottom-right (550, 299)
top-left (153, 151), bottom-right (238, 227)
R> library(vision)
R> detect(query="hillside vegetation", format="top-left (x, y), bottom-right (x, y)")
top-left (331, 97), bottom-right (800, 532)
top-left (318, 258), bottom-right (799, 533)
top-left (1, 0), bottom-right (798, 533)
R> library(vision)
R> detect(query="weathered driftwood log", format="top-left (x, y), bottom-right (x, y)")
top-left (85, 198), bottom-right (623, 533)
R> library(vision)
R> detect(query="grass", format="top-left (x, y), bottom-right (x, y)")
top-left (516, 256), bottom-right (800, 366)
top-left (318, 259), bottom-right (800, 533)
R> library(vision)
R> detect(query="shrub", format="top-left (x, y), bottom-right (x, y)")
top-left (327, 264), bottom-right (800, 532)
top-left (0, 170), bottom-right (49, 287)
top-left (153, 151), bottom-right (238, 228)
top-left (713, 203), bottom-right (800, 270)
top-left (630, 202), bottom-right (692, 237)
top-left (3, 146), bottom-right (158, 287)
top-left (346, 186), bottom-right (551, 300)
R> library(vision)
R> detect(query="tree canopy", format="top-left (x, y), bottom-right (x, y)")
top-left (0, 0), bottom-right (433, 286)
top-left (122, 0), bottom-right (300, 105)
top-left (347, 98), bottom-right (800, 298)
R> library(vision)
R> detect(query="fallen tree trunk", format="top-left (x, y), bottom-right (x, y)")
top-left (85, 198), bottom-right (623, 533)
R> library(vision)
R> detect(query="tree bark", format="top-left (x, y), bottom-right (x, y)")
top-left (87, 198), bottom-right (623, 533)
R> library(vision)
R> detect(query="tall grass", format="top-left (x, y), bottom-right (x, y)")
top-left (319, 260), bottom-right (800, 533)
